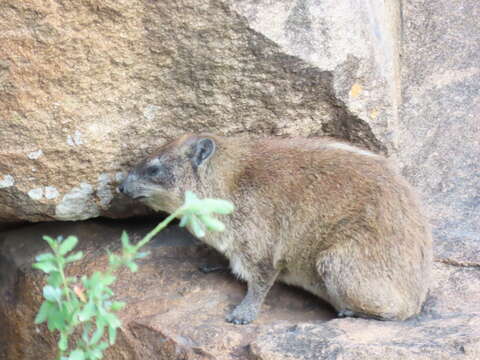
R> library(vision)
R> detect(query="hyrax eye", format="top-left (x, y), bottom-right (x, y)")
top-left (146, 166), bottom-right (161, 177)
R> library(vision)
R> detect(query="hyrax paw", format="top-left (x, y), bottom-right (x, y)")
top-left (226, 305), bottom-right (257, 325)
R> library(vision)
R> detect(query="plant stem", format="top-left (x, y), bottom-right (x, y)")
top-left (52, 246), bottom-right (72, 304)
top-left (134, 209), bottom-right (183, 251)
top-left (57, 342), bottom-right (64, 360)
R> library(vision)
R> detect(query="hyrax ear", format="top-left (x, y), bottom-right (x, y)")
top-left (191, 137), bottom-right (216, 167)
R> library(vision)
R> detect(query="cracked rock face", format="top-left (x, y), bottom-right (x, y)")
top-left (0, 0), bottom-right (397, 224)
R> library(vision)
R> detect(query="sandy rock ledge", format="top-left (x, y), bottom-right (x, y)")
top-left (1, 220), bottom-right (480, 359)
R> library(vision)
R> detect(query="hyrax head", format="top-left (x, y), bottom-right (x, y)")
top-left (119, 134), bottom-right (216, 213)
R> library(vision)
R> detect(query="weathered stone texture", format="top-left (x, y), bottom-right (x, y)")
top-left (1, 0), bottom-right (480, 358)
top-left (398, 0), bottom-right (480, 254)
top-left (1, 221), bottom-right (480, 360)
top-left (0, 0), bottom-right (397, 223)
top-left (250, 315), bottom-right (480, 360)
top-left (0, 221), bottom-right (334, 360)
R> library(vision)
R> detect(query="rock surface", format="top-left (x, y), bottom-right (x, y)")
top-left (1, 0), bottom-right (478, 255)
top-left (398, 0), bottom-right (480, 251)
top-left (0, 0), bottom-right (398, 223)
top-left (1, 220), bottom-right (480, 360)
top-left (1, 0), bottom-right (479, 358)
top-left (1, 0), bottom-right (478, 258)
top-left (0, 220), bottom-right (334, 360)
top-left (0, 221), bottom-right (480, 360)
top-left (250, 315), bottom-right (480, 360)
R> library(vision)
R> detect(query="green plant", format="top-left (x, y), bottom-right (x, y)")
top-left (33, 191), bottom-right (234, 360)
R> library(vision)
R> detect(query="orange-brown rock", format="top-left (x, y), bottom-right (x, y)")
top-left (0, 220), bottom-right (334, 360)
top-left (0, 0), bottom-right (395, 224)
top-left (2, 220), bottom-right (480, 359)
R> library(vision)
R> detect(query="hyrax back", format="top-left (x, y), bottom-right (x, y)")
top-left (120, 134), bottom-right (433, 324)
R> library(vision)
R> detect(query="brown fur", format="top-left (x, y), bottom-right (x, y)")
top-left (120, 134), bottom-right (433, 323)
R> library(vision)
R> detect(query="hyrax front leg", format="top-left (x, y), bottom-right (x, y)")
top-left (226, 264), bottom-right (279, 325)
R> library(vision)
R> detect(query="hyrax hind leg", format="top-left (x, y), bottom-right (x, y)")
top-left (317, 239), bottom-right (418, 321)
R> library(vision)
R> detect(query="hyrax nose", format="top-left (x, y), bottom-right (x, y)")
top-left (118, 183), bottom-right (125, 194)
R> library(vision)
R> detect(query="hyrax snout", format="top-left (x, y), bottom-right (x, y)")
top-left (120, 133), bottom-right (433, 324)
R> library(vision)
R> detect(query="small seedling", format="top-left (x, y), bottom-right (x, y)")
top-left (33, 191), bottom-right (234, 360)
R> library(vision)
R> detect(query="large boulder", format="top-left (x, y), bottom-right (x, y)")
top-left (1, 220), bottom-right (480, 360)
top-left (2, 0), bottom-right (478, 254)
top-left (0, 0), bottom-right (398, 224)
top-left (398, 0), bottom-right (480, 258)
top-left (2, 0), bottom-right (478, 256)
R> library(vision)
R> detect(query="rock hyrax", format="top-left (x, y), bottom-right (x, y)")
top-left (119, 134), bottom-right (432, 324)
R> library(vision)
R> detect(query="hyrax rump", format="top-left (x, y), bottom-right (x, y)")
top-left (119, 134), bottom-right (432, 324)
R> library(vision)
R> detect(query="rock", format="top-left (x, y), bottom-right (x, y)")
top-left (0, 220), bottom-right (334, 360)
top-left (398, 0), bottom-right (480, 254)
top-left (2, 219), bottom-right (480, 360)
top-left (0, 0), bottom-right (399, 223)
top-left (426, 262), bottom-right (480, 317)
top-left (1, 0), bottom-right (479, 356)
top-left (0, 0), bottom-right (478, 271)
top-left (250, 260), bottom-right (480, 360)
top-left (250, 315), bottom-right (480, 360)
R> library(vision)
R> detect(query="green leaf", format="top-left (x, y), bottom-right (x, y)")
top-left (126, 261), bottom-right (138, 272)
top-left (105, 287), bottom-right (115, 298)
top-left (108, 325), bottom-right (117, 345)
top-left (182, 201), bottom-right (207, 215)
top-left (181, 192), bottom-right (208, 215)
top-left (46, 271), bottom-right (63, 287)
top-left (88, 272), bottom-right (103, 289)
top-left (104, 313), bottom-right (121, 345)
top-left (102, 274), bottom-right (116, 286)
top-left (90, 318), bottom-right (106, 345)
top-left (43, 285), bottom-right (62, 302)
top-left (68, 349), bottom-right (85, 360)
top-left (108, 252), bottom-right (120, 267)
top-left (58, 332), bottom-right (69, 351)
top-left (121, 231), bottom-right (130, 248)
top-left (62, 298), bottom-right (80, 323)
top-left (109, 301), bottom-right (126, 311)
top-left (198, 215), bottom-right (225, 232)
top-left (181, 193), bottom-right (234, 217)
top-left (35, 253), bottom-right (55, 262)
top-left (35, 301), bottom-right (53, 324)
top-left (65, 251), bottom-right (84, 263)
top-left (190, 216), bottom-right (206, 238)
top-left (46, 306), bottom-right (65, 331)
top-left (58, 236), bottom-right (78, 255)
top-left (184, 191), bottom-right (199, 204)
top-left (82, 323), bottom-right (92, 343)
top-left (78, 301), bottom-right (96, 322)
top-left (42, 235), bottom-right (57, 248)
top-left (89, 348), bottom-right (104, 360)
top-left (32, 261), bottom-right (58, 274)
top-left (179, 214), bottom-right (190, 227)
top-left (104, 313), bottom-right (121, 329)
